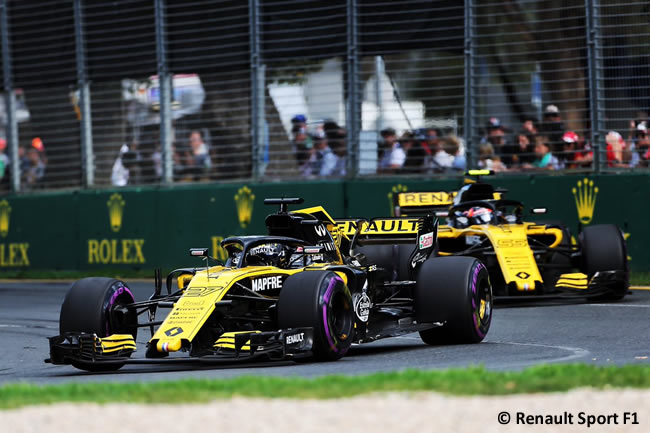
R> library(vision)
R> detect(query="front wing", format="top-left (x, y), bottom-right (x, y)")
top-left (46, 327), bottom-right (315, 367)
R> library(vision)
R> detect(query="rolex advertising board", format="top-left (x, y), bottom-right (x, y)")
top-left (1, 175), bottom-right (648, 272)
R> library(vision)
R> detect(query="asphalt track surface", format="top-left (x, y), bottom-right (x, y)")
top-left (0, 281), bottom-right (648, 385)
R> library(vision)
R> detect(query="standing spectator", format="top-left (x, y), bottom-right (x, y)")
top-left (292, 124), bottom-right (312, 168)
top-left (304, 131), bottom-right (339, 177)
top-left (185, 130), bottom-right (211, 181)
top-left (22, 147), bottom-right (45, 188)
top-left (401, 131), bottom-right (422, 173)
top-left (291, 114), bottom-right (307, 135)
top-left (377, 127), bottom-right (405, 172)
top-left (540, 104), bottom-right (565, 153)
top-left (323, 119), bottom-right (347, 176)
top-left (631, 122), bottom-right (650, 167)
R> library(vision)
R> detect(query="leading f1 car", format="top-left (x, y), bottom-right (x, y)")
top-left (47, 198), bottom-right (493, 371)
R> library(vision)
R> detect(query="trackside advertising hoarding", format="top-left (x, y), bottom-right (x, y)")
top-left (0, 174), bottom-right (646, 271)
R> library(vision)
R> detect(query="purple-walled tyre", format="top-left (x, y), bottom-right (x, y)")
top-left (59, 277), bottom-right (137, 371)
top-left (278, 271), bottom-right (353, 361)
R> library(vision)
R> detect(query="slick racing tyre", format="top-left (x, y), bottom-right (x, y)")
top-left (278, 271), bottom-right (353, 361)
top-left (59, 277), bottom-right (138, 371)
top-left (414, 257), bottom-right (492, 345)
top-left (580, 224), bottom-right (628, 300)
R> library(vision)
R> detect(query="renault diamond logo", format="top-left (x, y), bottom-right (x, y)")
top-left (0, 200), bottom-right (11, 238)
top-left (234, 186), bottom-right (255, 228)
top-left (516, 271), bottom-right (530, 279)
top-left (164, 327), bottom-right (184, 337)
top-left (107, 193), bottom-right (126, 232)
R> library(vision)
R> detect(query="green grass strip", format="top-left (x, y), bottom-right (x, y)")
top-left (1, 364), bottom-right (649, 409)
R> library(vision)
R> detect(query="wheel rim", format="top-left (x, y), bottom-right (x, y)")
top-left (329, 291), bottom-right (352, 340)
top-left (472, 266), bottom-right (492, 337)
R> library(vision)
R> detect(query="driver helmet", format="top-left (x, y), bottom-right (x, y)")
top-left (463, 206), bottom-right (493, 225)
top-left (247, 243), bottom-right (291, 268)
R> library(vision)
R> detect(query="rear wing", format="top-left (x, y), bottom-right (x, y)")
top-left (393, 191), bottom-right (456, 216)
top-left (334, 217), bottom-right (421, 244)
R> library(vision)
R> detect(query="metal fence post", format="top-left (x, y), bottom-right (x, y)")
top-left (374, 56), bottom-right (384, 133)
top-left (346, 0), bottom-right (359, 178)
top-left (74, 0), bottom-right (94, 187)
top-left (464, 0), bottom-right (476, 170)
top-left (155, 0), bottom-right (173, 183)
top-left (0, 0), bottom-right (19, 192)
top-left (586, 0), bottom-right (604, 173)
top-left (249, 0), bottom-right (264, 180)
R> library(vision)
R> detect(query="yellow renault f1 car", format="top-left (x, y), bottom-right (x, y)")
top-left (47, 198), bottom-right (492, 371)
top-left (392, 177), bottom-right (629, 300)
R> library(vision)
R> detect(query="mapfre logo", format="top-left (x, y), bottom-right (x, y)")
top-left (571, 178), bottom-right (598, 225)
top-left (234, 186), bottom-right (255, 229)
top-left (251, 275), bottom-right (283, 292)
top-left (107, 193), bottom-right (125, 232)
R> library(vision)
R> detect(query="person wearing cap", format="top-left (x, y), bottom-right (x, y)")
top-left (377, 127), bottom-right (406, 172)
top-left (631, 121), bottom-right (650, 167)
top-left (557, 131), bottom-right (579, 169)
top-left (605, 131), bottom-right (632, 168)
top-left (540, 104), bottom-right (565, 154)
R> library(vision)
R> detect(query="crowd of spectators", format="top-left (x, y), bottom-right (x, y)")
top-left (473, 105), bottom-right (650, 172)
top-left (108, 106), bottom-right (650, 187)
top-left (377, 127), bottom-right (466, 174)
top-left (0, 136), bottom-right (47, 190)
top-left (292, 115), bottom-right (347, 178)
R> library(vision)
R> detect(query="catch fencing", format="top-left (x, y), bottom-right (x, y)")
top-left (0, 0), bottom-right (649, 193)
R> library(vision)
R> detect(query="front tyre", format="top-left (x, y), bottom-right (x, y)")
top-left (580, 224), bottom-right (628, 300)
top-left (278, 271), bottom-right (353, 361)
top-left (59, 277), bottom-right (137, 371)
top-left (415, 257), bottom-right (492, 345)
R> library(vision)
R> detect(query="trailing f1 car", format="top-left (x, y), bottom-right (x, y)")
top-left (391, 172), bottom-right (629, 300)
top-left (47, 198), bottom-right (492, 371)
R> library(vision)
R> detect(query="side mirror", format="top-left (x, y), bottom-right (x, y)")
top-left (434, 210), bottom-right (449, 218)
top-left (189, 248), bottom-right (209, 257)
top-left (531, 207), bottom-right (547, 215)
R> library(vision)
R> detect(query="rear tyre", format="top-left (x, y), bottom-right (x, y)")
top-left (278, 271), bottom-right (353, 361)
top-left (59, 277), bottom-right (137, 371)
top-left (580, 224), bottom-right (628, 300)
top-left (415, 257), bottom-right (492, 345)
